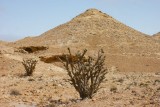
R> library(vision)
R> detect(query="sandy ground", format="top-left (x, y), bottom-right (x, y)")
top-left (0, 52), bottom-right (159, 107)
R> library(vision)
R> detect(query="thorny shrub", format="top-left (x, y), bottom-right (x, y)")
top-left (22, 58), bottom-right (37, 76)
top-left (59, 48), bottom-right (108, 99)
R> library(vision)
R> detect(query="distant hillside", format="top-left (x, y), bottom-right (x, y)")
top-left (152, 32), bottom-right (160, 40)
top-left (8, 9), bottom-right (160, 54)
top-left (0, 40), bottom-right (7, 45)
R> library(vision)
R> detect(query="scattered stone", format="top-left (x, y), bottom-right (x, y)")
top-left (28, 78), bottom-right (35, 81)
top-left (155, 72), bottom-right (160, 75)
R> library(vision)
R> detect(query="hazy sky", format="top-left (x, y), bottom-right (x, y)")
top-left (0, 0), bottom-right (160, 41)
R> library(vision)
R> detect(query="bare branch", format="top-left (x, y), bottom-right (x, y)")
top-left (60, 48), bottom-right (107, 99)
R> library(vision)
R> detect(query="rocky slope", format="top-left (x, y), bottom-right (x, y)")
top-left (6, 8), bottom-right (160, 72)
top-left (152, 32), bottom-right (160, 40)
top-left (8, 9), bottom-right (160, 54)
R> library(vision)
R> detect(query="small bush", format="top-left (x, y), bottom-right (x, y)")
top-left (59, 48), bottom-right (107, 99)
top-left (110, 86), bottom-right (117, 93)
top-left (10, 89), bottom-right (21, 96)
top-left (139, 82), bottom-right (148, 87)
top-left (22, 58), bottom-right (37, 76)
top-left (116, 78), bottom-right (124, 83)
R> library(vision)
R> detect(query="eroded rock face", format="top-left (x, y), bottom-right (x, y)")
top-left (40, 55), bottom-right (73, 63)
top-left (40, 55), bottom-right (65, 63)
top-left (19, 46), bottom-right (48, 53)
top-left (40, 54), bottom-right (87, 63)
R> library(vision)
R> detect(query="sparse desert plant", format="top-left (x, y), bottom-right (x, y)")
top-left (110, 86), bottom-right (117, 93)
top-left (10, 89), bottom-right (21, 96)
top-left (125, 82), bottom-right (137, 90)
top-left (139, 82), bottom-right (148, 87)
top-left (59, 48), bottom-right (108, 99)
top-left (116, 78), bottom-right (124, 83)
top-left (22, 58), bottom-right (37, 76)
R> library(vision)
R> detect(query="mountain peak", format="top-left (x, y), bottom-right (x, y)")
top-left (74, 8), bottom-right (111, 19)
top-left (85, 8), bottom-right (103, 13)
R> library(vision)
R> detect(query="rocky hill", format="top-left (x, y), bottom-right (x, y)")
top-left (8, 9), bottom-right (160, 54)
top-left (6, 8), bottom-right (160, 72)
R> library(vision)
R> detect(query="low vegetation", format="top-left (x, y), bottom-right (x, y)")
top-left (59, 48), bottom-right (108, 99)
top-left (22, 58), bottom-right (37, 76)
top-left (110, 86), bottom-right (117, 93)
top-left (10, 89), bottom-right (21, 96)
